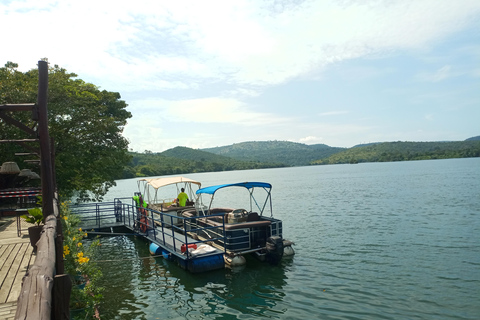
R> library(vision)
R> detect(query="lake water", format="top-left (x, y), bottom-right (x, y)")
top-left (95, 158), bottom-right (480, 319)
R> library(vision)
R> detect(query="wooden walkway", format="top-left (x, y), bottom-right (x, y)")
top-left (0, 218), bottom-right (34, 320)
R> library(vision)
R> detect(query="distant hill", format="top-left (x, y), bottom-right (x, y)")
top-left (352, 142), bottom-right (382, 148)
top-left (202, 141), bottom-right (345, 166)
top-left (465, 136), bottom-right (480, 141)
top-left (312, 141), bottom-right (480, 165)
top-left (120, 138), bottom-right (480, 178)
top-left (161, 146), bottom-right (235, 162)
top-left (122, 146), bottom-right (285, 178)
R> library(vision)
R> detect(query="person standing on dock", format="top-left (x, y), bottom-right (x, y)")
top-left (133, 194), bottom-right (147, 208)
top-left (133, 194), bottom-right (148, 232)
top-left (177, 188), bottom-right (189, 207)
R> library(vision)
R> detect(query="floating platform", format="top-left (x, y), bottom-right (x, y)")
top-left (74, 200), bottom-right (226, 273)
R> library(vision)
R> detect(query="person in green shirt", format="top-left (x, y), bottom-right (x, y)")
top-left (133, 195), bottom-right (147, 208)
top-left (177, 188), bottom-right (189, 207)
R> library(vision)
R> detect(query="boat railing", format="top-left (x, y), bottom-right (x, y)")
top-left (71, 198), bottom-right (226, 259)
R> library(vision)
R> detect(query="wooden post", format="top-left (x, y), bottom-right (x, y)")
top-left (37, 60), bottom-right (55, 218)
top-left (55, 234), bottom-right (64, 275)
top-left (52, 274), bottom-right (72, 320)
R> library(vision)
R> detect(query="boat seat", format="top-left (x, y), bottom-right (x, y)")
top-left (247, 212), bottom-right (259, 221)
top-left (181, 209), bottom-right (197, 218)
top-left (204, 218), bottom-right (271, 230)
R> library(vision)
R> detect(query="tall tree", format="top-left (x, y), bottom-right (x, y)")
top-left (0, 62), bottom-right (132, 200)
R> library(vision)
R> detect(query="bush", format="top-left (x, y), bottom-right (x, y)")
top-left (61, 201), bottom-right (103, 318)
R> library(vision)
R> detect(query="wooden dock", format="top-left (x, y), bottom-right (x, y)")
top-left (0, 218), bottom-right (34, 320)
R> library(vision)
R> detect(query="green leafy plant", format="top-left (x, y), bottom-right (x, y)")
top-left (20, 207), bottom-right (43, 226)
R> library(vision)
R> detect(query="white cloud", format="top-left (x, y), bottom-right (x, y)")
top-left (297, 136), bottom-right (324, 144)
top-left (130, 97), bottom-right (288, 126)
top-left (416, 65), bottom-right (454, 82)
top-left (3, 0), bottom-right (479, 89)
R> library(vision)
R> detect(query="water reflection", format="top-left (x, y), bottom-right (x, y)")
top-left (97, 236), bottom-right (291, 319)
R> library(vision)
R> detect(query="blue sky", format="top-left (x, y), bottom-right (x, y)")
top-left (2, 0), bottom-right (479, 152)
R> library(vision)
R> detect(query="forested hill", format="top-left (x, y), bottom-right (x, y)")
top-left (202, 141), bottom-right (345, 166)
top-left (122, 147), bottom-right (285, 178)
top-left (465, 135), bottom-right (480, 141)
top-left (121, 139), bottom-right (480, 178)
top-left (312, 140), bottom-right (480, 165)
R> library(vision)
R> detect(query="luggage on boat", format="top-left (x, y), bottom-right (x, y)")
top-left (181, 243), bottom-right (197, 253)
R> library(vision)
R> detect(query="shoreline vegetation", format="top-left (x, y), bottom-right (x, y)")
top-left (121, 138), bottom-right (480, 179)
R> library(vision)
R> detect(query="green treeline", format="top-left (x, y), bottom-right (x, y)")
top-left (313, 141), bottom-right (480, 165)
top-left (121, 147), bottom-right (285, 179)
top-left (1, 62), bottom-right (131, 200)
top-left (120, 140), bottom-right (480, 179)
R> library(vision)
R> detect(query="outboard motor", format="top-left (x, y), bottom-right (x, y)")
top-left (265, 236), bottom-right (284, 264)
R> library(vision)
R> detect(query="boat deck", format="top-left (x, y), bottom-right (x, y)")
top-left (0, 218), bottom-right (35, 319)
top-left (82, 222), bottom-right (224, 260)
top-left (73, 200), bottom-right (228, 272)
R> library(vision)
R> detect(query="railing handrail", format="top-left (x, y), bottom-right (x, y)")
top-left (71, 198), bottom-right (227, 256)
top-left (15, 198), bottom-right (66, 320)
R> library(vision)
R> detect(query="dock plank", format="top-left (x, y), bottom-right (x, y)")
top-left (0, 244), bottom-right (17, 282)
top-left (8, 244), bottom-right (33, 303)
top-left (0, 244), bottom-right (22, 303)
top-left (0, 301), bottom-right (17, 320)
top-left (0, 218), bottom-right (34, 315)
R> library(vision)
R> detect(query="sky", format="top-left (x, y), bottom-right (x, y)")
top-left (1, 0), bottom-right (479, 152)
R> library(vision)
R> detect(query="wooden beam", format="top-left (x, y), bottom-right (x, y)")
top-left (0, 104), bottom-right (36, 111)
top-left (0, 140), bottom-right (40, 156)
top-left (0, 139), bottom-right (39, 143)
top-left (0, 111), bottom-right (36, 137)
top-left (14, 153), bottom-right (39, 156)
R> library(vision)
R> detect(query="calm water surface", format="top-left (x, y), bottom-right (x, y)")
top-left (97, 158), bottom-right (480, 319)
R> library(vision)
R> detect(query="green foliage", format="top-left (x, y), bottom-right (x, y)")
top-left (0, 62), bottom-right (132, 200)
top-left (121, 140), bottom-right (480, 178)
top-left (203, 140), bottom-right (345, 166)
top-left (313, 141), bottom-right (480, 165)
top-left (20, 207), bottom-right (43, 226)
top-left (20, 196), bottom-right (43, 225)
top-left (121, 146), bottom-right (286, 178)
top-left (61, 201), bottom-right (103, 317)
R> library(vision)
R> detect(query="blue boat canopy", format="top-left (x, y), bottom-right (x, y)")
top-left (196, 182), bottom-right (272, 195)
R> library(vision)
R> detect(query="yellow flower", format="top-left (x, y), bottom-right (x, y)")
top-left (63, 216), bottom-right (68, 220)
top-left (84, 233), bottom-right (88, 237)
top-left (77, 242), bottom-right (82, 247)
top-left (63, 245), bottom-right (70, 256)
top-left (77, 252), bottom-right (84, 258)
top-left (78, 228), bottom-right (82, 232)
top-left (78, 257), bottom-right (90, 264)
top-left (72, 236), bottom-right (76, 241)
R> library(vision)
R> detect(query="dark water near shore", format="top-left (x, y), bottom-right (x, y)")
top-left (96, 158), bottom-right (480, 319)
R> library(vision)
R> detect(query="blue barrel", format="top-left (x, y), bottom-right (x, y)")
top-left (149, 242), bottom-right (161, 255)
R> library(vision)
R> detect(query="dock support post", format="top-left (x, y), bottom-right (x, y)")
top-left (52, 274), bottom-right (72, 320)
top-left (37, 60), bottom-right (55, 218)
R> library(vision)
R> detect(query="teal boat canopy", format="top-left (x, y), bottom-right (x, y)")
top-left (196, 182), bottom-right (272, 195)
